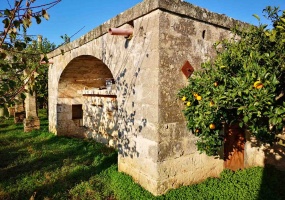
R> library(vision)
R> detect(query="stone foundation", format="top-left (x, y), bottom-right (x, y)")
top-left (14, 112), bottom-right (25, 123)
top-left (23, 117), bottom-right (40, 132)
top-left (8, 107), bottom-right (15, 117)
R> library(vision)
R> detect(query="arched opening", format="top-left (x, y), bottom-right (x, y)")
top-left (57, 55), bottom-right (118, 147)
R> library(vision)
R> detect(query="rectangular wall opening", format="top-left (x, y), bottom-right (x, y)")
top-left (72, 104), bottom-right (83, 120)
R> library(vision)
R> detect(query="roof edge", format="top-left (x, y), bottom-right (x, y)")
top-left (47, 0), bottom-right (249, 59)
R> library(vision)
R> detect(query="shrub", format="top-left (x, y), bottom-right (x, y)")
top-left (178, 8), bottom-right (285, 155)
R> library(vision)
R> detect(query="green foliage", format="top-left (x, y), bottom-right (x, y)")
top-left (0, 37), bottom-right (55, 106)
top-left (60, 33), bottom-right (70, 44)
top-left (0, 0), bottom-right (56, 48)
top-left (163, 167), bottom-right (285, 200)
top-left (106, 165), bottom-right (156, 200)
top-left (0, 1), bottom-right (59, 105)
top-left (179, 8), bottom-right (285, 155)
top-left (34, 38), bottom-right (56, 108)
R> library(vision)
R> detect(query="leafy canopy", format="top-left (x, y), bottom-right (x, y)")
top-left (0, 0), bottom-right (60, 105)
top-left (179, 7), bottom-right (285, 156)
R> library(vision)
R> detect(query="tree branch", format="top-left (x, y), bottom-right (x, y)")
top-left (0, 0), bottom-right (24, 47)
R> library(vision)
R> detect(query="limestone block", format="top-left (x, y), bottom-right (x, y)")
top-left (8, 107), bottom-right (15, 117)
top-left (57, 112), bottom-right (70, 121)
top-left (159, 122), bottom-right (190, 141)
top-left (138, 122), bottom-right (159, 142)
top-left (157, 153), bottom-right (224, 184)
top-left (109, 139), bottom-right (117, 148)
top-left (118, 155), bottom-right (159, 181)
top-left (118, 158), bottom-right (159, 195)
top-left (73, 119), bottom-right (82, 127)
top-left (135, 135), bottom-right (158, 159)
top-left (23, 118), bottom-right (40, 132)
top-left (245, 139), bottom-right (285, 171)
top-left (14, 112), bottom-right (25, 123)
top-left (33, 119), bottom-right (40, 126)
top-left (57, 120), bottom-right (69, 132)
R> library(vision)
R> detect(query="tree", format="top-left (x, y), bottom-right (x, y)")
top-left (34, 38), bottom-right (56, 109)
top-left (0, 0), bottom-right (60, 106)
top-left (178, 7), bottom-right (285, 156)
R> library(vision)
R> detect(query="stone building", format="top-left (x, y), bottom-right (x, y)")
top-left (47, 0), bottom-right (285, 196)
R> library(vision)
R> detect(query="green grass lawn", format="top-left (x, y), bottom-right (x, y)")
top-left (1, 110), bottom-right (285, 200)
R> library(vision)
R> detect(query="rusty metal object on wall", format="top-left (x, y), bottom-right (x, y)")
top-left (181, 61), bottom-right (194, 78)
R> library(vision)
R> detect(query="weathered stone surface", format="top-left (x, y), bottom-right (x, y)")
top-left (245, 135), bottom-right (285, 171)
top-left (8, 107), bottom-right (15, 117)
top-left (14, 112), bottom-right (25, 123)
top-left (14, 102), bottom-right (24, 113)
top-left (23, 118), bottom-right (40, 132)
top-left (47, 0), bottom-right (278, 196)
top-left (47, 0), bottom-right (245, 59)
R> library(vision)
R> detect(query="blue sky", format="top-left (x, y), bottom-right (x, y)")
top-left (3, 0), bottom-right (285, 45)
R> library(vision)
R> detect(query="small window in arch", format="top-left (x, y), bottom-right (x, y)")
top-left (72, 104), bottom-right (83, 119)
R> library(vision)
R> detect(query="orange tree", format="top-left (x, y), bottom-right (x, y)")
top-left (178, 7), bottom-right (285, 156)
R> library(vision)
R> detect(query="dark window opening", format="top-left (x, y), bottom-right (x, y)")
top-left (72, 104), bottom-right (83, 119)
top-left (202, 30), bottom-right (206, 39)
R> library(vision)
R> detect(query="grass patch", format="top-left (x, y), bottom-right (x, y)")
top-left (1, 110), bottom-right (285, 199)
top-left (0, 111), bottom-right (117, 199)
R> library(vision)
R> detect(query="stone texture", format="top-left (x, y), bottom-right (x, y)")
top-left (14, 112), bottom-right (25, 123)
top-left (8, 107), bottom-right (15, 117)
top-left (23, 69), bottom-right (40, 132)
top-left (47, 0), bottom-right (280, 196)
top-left (14, 101), bottom-right (25, 113)
top-left (244, 134), bottom-right (285, 171)
top-left (23, 118), bottom-right (40, 132)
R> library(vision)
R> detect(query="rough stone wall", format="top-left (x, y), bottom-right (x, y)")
top-left (116, 10), bottom-right (161, 194)
top-left (47, 0), bottom-right (280, 196)
top-left (56, 97), bottom-right (85, 137)
top-left (82, 88), bottom-right (118, 147)
top-left (48, 8), bottom-right (161, 195)
top-left (244, 132), bottom-right (285, 171)
top-left (155, 11), bottom-right (232, 194)
top-left (54, 55), bottom-right (116, 142)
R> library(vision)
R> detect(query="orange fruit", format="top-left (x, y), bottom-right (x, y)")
top-left (253, 81), bottom-right (262, 88)
top-left (186, 101), bottom-right (191, 106)
top-left (209, 123), bottom-right (216, 129)
top-left (256, 84), bottom-right (263, 89)
top-left (182, 96), bottom-right (187, 101)
top-left (209, 101), bottom-right (215, 106)
top-left (196, 96), bottom-right (202, 101)
top-left (195, 129), bottom-right (200, 133)
top-left (214, 82), bottom-right (218, 87)
top-left (193, 93), bottom-right (198, 97)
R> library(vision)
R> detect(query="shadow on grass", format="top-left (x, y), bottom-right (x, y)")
top-left (34, 152), bottom-right (117, 199)
top-left (0, 118), bottom-right (25, 134)
top-left (258, 144), bottom-right (285, 200)
top-left (258, 165), bottom-right (285, 199)
top-left (0, 123), bottom-right (9, 128)
top-left (1, 136), bottom-right (115, 177)
top-left (0, 126), bottom-right (24, 134)
top-left (0, 122), bottom-right (117, 199)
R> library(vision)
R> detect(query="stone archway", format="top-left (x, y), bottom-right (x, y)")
top-left (56, 55), bottom-right (118, 147)
top-left (46, 0), bottom-right (283, 195)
